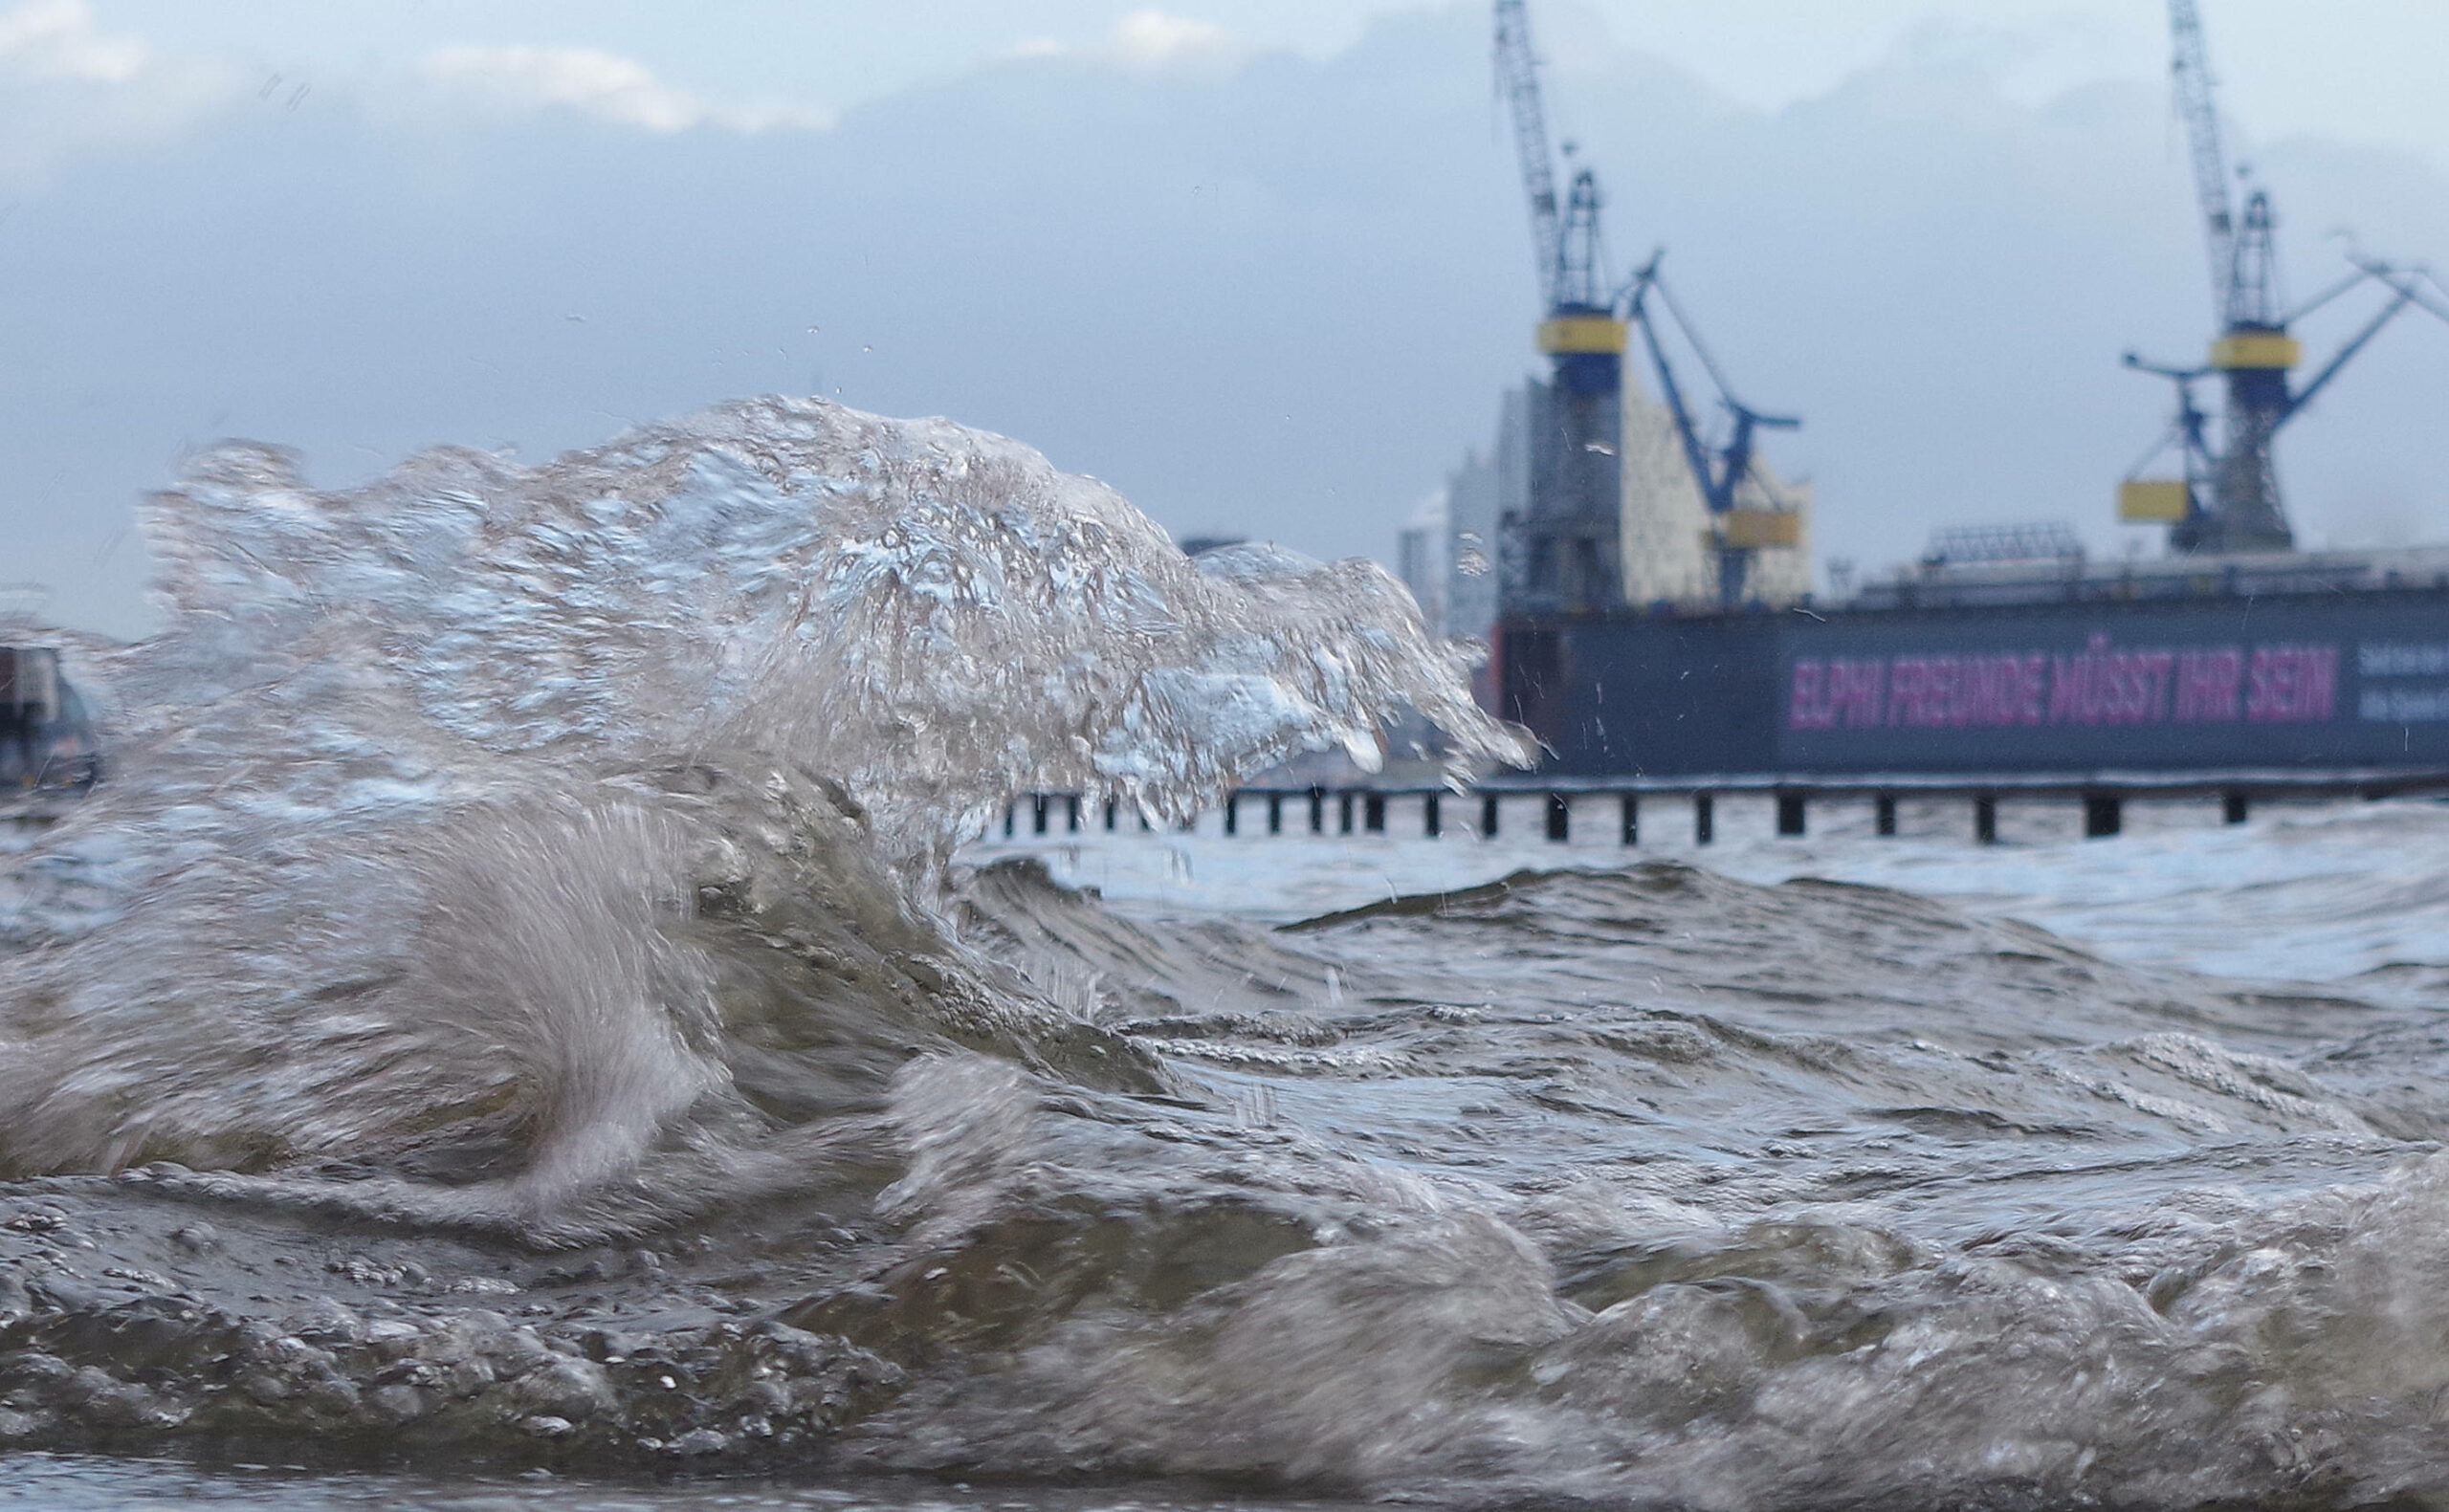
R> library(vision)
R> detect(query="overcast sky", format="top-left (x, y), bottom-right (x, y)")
top-left (85, 0), bottom-right (2449, 162)
top-left (9, 0), bottom-right (2449, 636)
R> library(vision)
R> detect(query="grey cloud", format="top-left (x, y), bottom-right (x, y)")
top-left (409, 43), bottom-right (834, 134)
top-left (0, 0), bottom-right (240, 188)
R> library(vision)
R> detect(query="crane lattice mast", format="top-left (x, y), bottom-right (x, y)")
top-left (2167, 0), bottom-right (2239, 325)
top-left (1493, 0), bottom-right (1562, 308)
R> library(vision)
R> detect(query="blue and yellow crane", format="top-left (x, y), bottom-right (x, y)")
top-left (1493, 0), bottom-right (1624, 615)
top-left (1492, 0), bottom-right (1800, 612)
top-left (2123, 0), bottom-right (2449, 553)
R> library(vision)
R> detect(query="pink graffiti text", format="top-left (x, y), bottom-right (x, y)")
top-left (1787, 635), bottom-right (2337, 732)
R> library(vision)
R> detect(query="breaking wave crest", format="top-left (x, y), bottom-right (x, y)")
top-left (0, 396), bottom-right (1519, 1227)
top-left (6, 397), bottom-right (2449, 1510)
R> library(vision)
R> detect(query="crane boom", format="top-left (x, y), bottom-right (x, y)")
top-left (1493, 0), bottom-right (1562, 306)
top-left (2167, 0), bottom-right (2239, 324)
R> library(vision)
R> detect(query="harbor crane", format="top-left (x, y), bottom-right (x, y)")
top-left (1492, 0), bottom-right (1801, 611)
top-left (2124, 0), bottom-right (2449, 553)
top-left (1494, 0), bottom-right (1624, 615)
top-left (1624, 252), bottom-right (1801, 607)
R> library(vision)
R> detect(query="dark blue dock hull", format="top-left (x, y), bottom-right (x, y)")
top-left (1498, 589), bottom-right (2449, 779)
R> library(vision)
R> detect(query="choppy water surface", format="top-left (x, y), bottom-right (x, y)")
top-left (979, 786), bottom-right (2449, 982)
top-left (6, 398), bottom-right (2449, 1511)
top-left (1, 1453), bottom-right (1348, 1512)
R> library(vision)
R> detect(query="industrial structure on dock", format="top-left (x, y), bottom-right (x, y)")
top-left (2115, 0), bottom-right (2449, 555)
top-left (1396, 0), bottom-right (2449, 822)
top-left (1412, 0), bottom-right (1812, 678)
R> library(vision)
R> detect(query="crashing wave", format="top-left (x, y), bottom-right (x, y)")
top-left (0, 396), bottom-right (1524, 1225)
top-left (14, 398), bottom-right (2449, 1509)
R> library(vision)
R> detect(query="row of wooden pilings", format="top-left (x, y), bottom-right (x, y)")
top-left (999, 785), bottom-right (2270, 846)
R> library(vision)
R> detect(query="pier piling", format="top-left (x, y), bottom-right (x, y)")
top-left (2083, 792), bottom-right (2122, 839)
top-left (990, 772), bottom-right (2449, 859)
top-left (1776, 791), bottom-right (1806, 837)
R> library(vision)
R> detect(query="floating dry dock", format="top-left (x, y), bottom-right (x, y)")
top-left (1504, 561), bottom-right (2449, 778)
top-left (1007, 551), bottom-right (2449, 846)
top-left (1516, 576), bottom-right (2449, 840)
